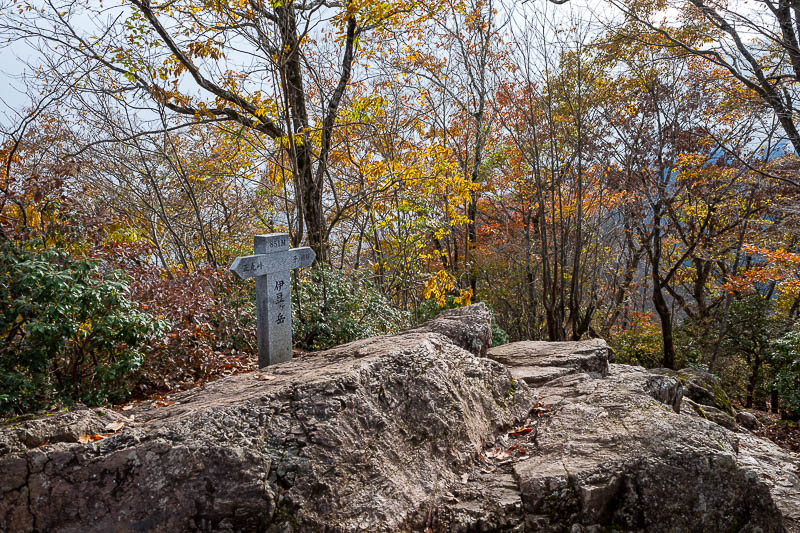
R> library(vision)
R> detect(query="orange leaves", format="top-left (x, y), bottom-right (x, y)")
top-left (745, 246), bottom-right (800, 267)
top-left (77, 434), bottom-right (104, 444)
top-left (452, 288), bottom-right (472, 306)
top-left (508, 426), bottom-right (532, 438)
top-left (478, 419), bottom-right (539, 473)
top-left (483, 442), bottom-right (525, 461)
top-left (76, 421), bottom-right (126, 444)
top-left (724, 245), bottom-right (800, 294)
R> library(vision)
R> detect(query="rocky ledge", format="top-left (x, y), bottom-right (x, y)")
top-left (1, 303), bottom-right (798, 532)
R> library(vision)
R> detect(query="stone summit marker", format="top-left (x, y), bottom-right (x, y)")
top-left (230, 233), bottom-right (315, 367)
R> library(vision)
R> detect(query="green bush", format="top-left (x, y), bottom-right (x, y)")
top-left (673, 317), bottom-right (714, 370)
top-left (720, 295), bottom-right (784, 408)
top-left (490, 311), bottom-right (510, 347)
top-left (0, 242), bottom-right (167, 415)
top-left (770, 325), bottom-right (800, 419)
top-left (292, 265), bottom-right (409, 350)
top-left (411, 295), bottom-right (458, 324)
top-left (610, 325), bottom-right (663, 368)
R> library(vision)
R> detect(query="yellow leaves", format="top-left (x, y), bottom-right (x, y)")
top-left (77, 318), bottom-right (93, 339)
top-left (251, 92), bottom-right (280, 122)
top-left (106, 225), bottom-right (146, 247)
top-left (423, 271), bottom-right (472, 306)
top-left (337, 0), bottom-right (403, 30)
top-left (186, 39), bottom-right (224, 61)
top-left (423, 269), bottom-right (456, 306)
top-left (345, 95), bottom-right (387, 122)
top-left (266, 160), bottom-right (292, 187)
top-left (675, 151), bottom-right (708, 170)
top-left (433, 227), bottom-right (451, 240)
top-left (453, 288), bottom-right (472, 306)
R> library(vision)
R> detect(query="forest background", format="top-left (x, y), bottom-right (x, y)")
top-left (1, 0), bottom-right (799, 423)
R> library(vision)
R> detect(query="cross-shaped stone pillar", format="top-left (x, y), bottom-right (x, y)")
top-left (230, 233), bottom-right (315, 367)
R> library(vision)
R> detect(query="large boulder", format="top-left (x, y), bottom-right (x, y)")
top-left (487, 339), bottom-right (608, 387)
top-left (459, 343), bottom-right (799, 533)
top-left (675, 367), bottom-right (736, 415)
top-left (0, 303), bottom-right (533, 532)
top-left (651, 367), bottom-right (740, 431)
top-left (491, 365), bottom-right (794, 532)
top-left (2, 304), bottom-right (799, 532)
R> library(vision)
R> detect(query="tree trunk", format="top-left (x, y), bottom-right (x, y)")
top-left (653, 280), bottom-right (676, 369)
top-left (276, 5), bottom-right (327, 263)
top-left (746, 352), bottom-right (761, 409)
top-left (467, 192), bottom-right (478, 296)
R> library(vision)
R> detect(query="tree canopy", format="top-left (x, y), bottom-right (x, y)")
top-left (1, 0), bottom-right (799, 418)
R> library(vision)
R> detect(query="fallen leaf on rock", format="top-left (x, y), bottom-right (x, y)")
top-left (255, 374), bottom-right (275, 380)
top-left (485, 447), bottom-right (510, 460)
top-left (104, 421), bottom-right (124, 432)
top-left (121, 404), bottom-right (134, 411)
top-left (78, 434), bottom-right (104, 444)
top-left (509, 426), bottom-right (532, 437)
top-left (154, 400), bottom-right (174, 408)
top-left (533, 404), bottom-right (549, 416)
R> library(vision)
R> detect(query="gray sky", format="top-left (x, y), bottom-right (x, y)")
top-left (0, 0), bottom-right (602, 131)
top-left (0, 40), bottom-right (37, 118)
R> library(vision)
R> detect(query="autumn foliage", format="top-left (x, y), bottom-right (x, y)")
top-left (1, 0), bottom-right (799, 418)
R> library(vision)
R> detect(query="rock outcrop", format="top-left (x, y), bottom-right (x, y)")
top-left (485, 339), bottom-right (608, 386)
top-left (0, 304), bottom-right (531, 532)
top-left (1, 303), bottom-right (799, 532)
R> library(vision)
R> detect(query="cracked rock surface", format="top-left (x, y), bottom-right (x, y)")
top-left (440, 342), bottom-right (799, 533)
top-left (0, 303), bottom-right (531, 532)
top-left (2, 303), bottom-right (799, 532)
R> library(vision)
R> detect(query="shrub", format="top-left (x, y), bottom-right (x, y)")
top-left (0, 242), bottom-right (167, 415)
top-left (673, 317), bottom-right (714, 370)
top-left (721, 295), bottom-right (784, 408)
top-left (130, 268), bottom-right (257, 393)
top-left (770, 325), bottom-right (800, 419)
top-left (610, 323), bottom-right (663, 368)
top-left (292, 265), bottom-right (409, 350)
top-left (490, 312), bottom-right (510, 347)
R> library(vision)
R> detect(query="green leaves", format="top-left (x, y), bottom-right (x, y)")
top-left (292, 265), bottom-right (409, 350)
top-left (0, 242), bottom-right (168, 415)
top-left (770, 326), bottom-right (800, 419)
